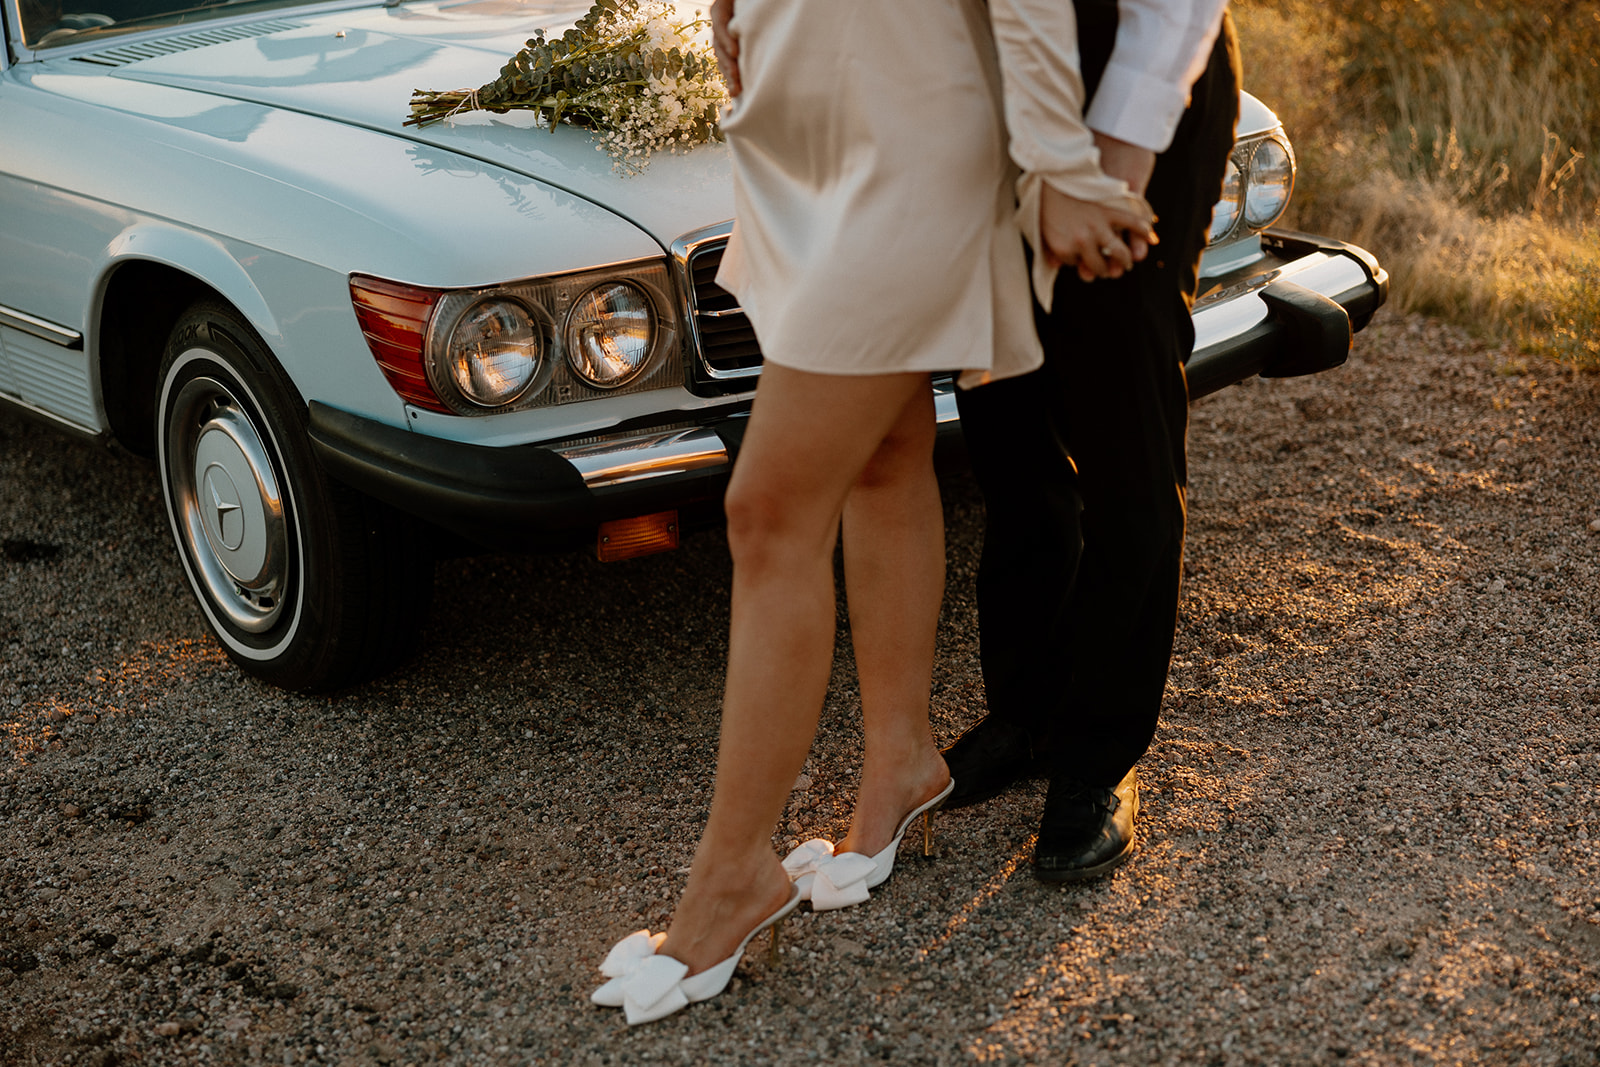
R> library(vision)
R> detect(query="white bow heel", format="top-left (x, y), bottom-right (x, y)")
top-left (782, 778), bottom-right (955, 911)
top-left (591, 885), bottom-right (802, 1025)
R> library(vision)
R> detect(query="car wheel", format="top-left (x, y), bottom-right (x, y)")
top-left (156, 300), bottom-right (433, 691)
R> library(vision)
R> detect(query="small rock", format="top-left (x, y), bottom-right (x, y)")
top-left (792, 774), bottom-right (813, 793)
top-left (1493, 437), bottom-right (1511, 451)
top-left (154, 1022), bottom-right (183, 1037)
top-left (1487, 579), bottom-right (1506, 594)
top-left (36, 887), bottom-right (60, 902)
top-left (1589, 518), bottom-right (1600, 533)
top-left (223, 1015), bottom-right (252, 1034)
top-left (63, 804), bottom-right (83, 818)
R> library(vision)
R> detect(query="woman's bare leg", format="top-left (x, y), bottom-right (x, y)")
top-left (658, 365), bottom-right (933, 975)
top-left (838, 385), bottom-right (951, 857)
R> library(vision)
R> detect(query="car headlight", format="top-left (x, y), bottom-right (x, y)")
top-left (565, 282), bottom-right (658, 389)
top-left (1243, 137), bottom-right (1295, 230)
top-left (1209, 157), bottom-right (1243, 243)
top-left (443, 298), bottom-right (544, 407)
top-left (355, 259), bottom-right (679, 415)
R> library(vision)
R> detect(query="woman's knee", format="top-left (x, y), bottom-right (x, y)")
top-left (853, 421), bottom-right (934, 494)
top-left (723, 477), bottom-right (783, 555)
top-left (724, 475), bottom-right (833, 570)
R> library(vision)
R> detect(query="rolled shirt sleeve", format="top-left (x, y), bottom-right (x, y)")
top-left (1084, 0), bottom-right (1230, 153)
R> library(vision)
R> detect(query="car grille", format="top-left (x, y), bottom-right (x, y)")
top-left (684, 239), bottom-right (763, 394)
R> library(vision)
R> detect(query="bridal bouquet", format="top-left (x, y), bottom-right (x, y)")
top-left (405, 0), bottom-right (725, 170)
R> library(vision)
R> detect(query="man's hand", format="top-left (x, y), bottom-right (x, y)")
top-left (711, 0), bottom-right (740, 97)
top-left (1088, 132), bottom-right (1159, 268)
top-left (1093, 132), bottom-right (1156, 196)
top-left (1039, 183), bottom-right (1156, 283)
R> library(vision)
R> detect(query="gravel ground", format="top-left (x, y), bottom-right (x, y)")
top-left (2, 309), bottom-right (1598, 1066)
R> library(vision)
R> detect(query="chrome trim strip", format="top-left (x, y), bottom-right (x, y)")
top-left (932, 379), bottom-right (960, 425)
top-left (700, 362), bottom-right (761, 382)
top-left (554, 426), bottom-right (729, 489)
top-left (0, 305), bottom-right (83, 349)
top-left (669, 220), bottom-right (736, 265)
top-left (671, 221), bottom-right (764, 385)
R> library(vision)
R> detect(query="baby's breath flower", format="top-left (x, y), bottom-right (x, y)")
top-left (405, 0), bottom-right (725, 172)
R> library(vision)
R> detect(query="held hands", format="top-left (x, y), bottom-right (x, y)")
top-left (1039, 183), bottom-right (1157, 283)
top-left (711, 0), bottom-right (740, 97)
top-left (1041, 133), bottom-right (1160, 283)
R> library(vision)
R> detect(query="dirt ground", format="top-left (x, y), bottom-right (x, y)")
top-left (2, 309), bottom-right (1598, 1065)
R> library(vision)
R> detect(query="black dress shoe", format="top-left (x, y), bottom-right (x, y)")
top-left (1033, 768), bottom-right (1139, 883)
top-left (939, 716), bottom-right (1046, 809)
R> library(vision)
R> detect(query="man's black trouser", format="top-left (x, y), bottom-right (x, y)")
top-left (954, 4), bottom-right (1241, 787)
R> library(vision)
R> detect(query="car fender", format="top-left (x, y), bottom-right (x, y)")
top-left (102, 224), bottom-right (282, 349)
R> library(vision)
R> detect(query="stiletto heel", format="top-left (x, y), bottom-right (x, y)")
top-left (782, 777), bottom-right (955, 911)
top-left (592, 885), bottom-right (802, 1026)
top-left (767, 922), bottom-right (782, 967)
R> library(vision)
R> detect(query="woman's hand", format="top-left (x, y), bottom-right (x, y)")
top-left (711, 0), bottom-right (741, 97)
top-left (1039, 183), bottom-right (1158, 283)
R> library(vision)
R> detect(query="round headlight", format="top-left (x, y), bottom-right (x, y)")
top-left (565, 282), bottom-right (657, 389)
top-left (1244, 138), bottom-right (1295, 230)
top-left (1208, 157), bottom-right (1242, 243)
top-left (444, 298), bottom-right (543, 407)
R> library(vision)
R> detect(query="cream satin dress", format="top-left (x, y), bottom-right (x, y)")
top-left (714, 0), bottom-right (1043, 389)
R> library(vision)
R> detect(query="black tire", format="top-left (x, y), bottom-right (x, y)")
top-left (155, 300), bottom-right (433, 691)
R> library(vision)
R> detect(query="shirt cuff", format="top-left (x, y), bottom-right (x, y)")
top-left (1084, 60), bottom-right (1191, 154)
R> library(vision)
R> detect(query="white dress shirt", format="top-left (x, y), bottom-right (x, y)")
top-left (1087, 0), bottom-right (1231, 153)
top-left (990, 0), bottom-right (1228, 307)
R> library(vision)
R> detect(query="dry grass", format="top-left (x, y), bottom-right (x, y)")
top-left (1232, 0), bottom-right (1600, 370)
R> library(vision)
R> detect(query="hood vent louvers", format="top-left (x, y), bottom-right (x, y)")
top-left (72, 20), bottom-right (306, 67)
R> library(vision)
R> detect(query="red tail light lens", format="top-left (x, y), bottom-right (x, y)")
top-left (350, 275), bottom-right (450, 413)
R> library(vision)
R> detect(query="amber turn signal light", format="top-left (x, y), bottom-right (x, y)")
top-left (596, 510), bottom-right (679, 562)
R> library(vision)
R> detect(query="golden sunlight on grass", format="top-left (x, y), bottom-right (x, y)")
top-left (1233, 0), bottom-right (1600, 370)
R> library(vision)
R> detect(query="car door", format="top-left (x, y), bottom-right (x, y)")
top-left (0, 6), bottom-right (108, 431)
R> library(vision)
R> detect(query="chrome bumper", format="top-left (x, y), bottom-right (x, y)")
top-left (311, 230), bottom-right (1384, 546)
top-left (548, 231), bottom-right (1386, 489)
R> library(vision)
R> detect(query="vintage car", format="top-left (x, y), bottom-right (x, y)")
top-left (0, 0), bottom-right (1387, 691)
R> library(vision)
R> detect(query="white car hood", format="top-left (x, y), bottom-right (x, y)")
top-left (98, 0), bottom-right (733, 248)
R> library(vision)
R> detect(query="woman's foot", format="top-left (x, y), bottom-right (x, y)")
top-left (592, 873), bottom-right (800, 1025)
top-left (656, 853), bottom-right (795, 977)
top-left (780, 753), bottom-right (953, 911)
top-left (837, 751), bottom-right (951, 859)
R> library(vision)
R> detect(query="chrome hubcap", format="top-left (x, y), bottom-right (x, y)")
top-left (168, 372), bottom-right (289, 633)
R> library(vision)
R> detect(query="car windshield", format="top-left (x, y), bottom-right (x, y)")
top-left (16, 0), bottom-right (338, 48)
